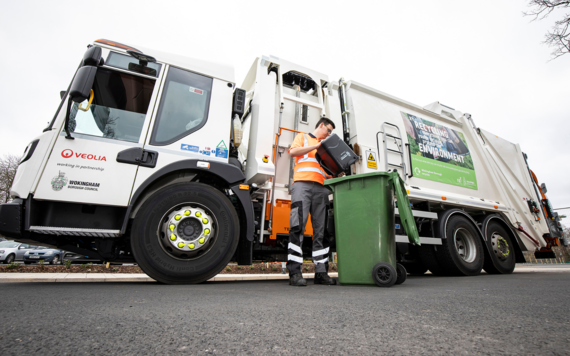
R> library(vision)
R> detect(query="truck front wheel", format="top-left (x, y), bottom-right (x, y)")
top-left (131, 182), bottom-right (240, 284)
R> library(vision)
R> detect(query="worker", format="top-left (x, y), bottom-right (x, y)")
top-left (287, 117), bottom-right (337, 286)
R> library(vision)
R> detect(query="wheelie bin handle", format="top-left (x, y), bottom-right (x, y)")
top-left (390, 171), bottom-right (421, 246)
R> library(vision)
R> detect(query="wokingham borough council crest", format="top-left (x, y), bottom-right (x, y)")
top-left (51, 171), bottom-right (68, 191)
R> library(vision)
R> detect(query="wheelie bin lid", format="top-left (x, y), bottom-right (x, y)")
top-left (325, 171), bottom-right (420, 246)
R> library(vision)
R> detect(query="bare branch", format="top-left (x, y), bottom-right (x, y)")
top-left (0, 154), bottom-right (22, 203)
top-left (524, 1), bottom-right (570, 59)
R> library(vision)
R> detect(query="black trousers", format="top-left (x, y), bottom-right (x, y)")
top-left (286, 181), bottom-right (331, 276)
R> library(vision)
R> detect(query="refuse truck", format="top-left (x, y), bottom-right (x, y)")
top-left (0, 39), bottom-right (563, 284)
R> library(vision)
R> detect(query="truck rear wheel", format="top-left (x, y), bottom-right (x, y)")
top-left (483, 222), bottom-right (516, 274)
top-left (435, 215), bottom-right (484, 276)
top-left (131, 182), bottom-right (240, 284)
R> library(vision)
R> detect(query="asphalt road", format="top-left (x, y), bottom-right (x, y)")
top-left (1, 272), bottom-right (569, 355)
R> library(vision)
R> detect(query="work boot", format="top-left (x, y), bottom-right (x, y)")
top-left (314, 272), bottom-right (337, 285)
top-left (289, 273), bottom-right (307, 286)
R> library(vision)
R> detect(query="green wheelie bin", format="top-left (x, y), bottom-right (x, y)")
top-left (324, 171), bottom-right (420, 287)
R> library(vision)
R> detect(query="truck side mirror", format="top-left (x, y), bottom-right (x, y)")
top-left (64, 64), bottom-right (98, 139)
top-left (69, 66), bottom-right (97, 103)
top-left (82, 46), bottom-right (103, 67)
top-left (68, 45), bottom-right (102, 103)
top-left (541, 183), bottom-right (547, 194)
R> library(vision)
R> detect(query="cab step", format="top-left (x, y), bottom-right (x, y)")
top-left (29, 226), bottom-right (121, 238)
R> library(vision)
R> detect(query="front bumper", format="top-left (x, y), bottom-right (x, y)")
top-left (23, 255), bottom-right (57, 263)
top-left (0, 199), bottom-right (24, 239)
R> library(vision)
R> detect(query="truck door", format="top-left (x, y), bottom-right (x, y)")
top-left (33, 49), bottom-right (164, 206)
top-left (129, 65), bottom-right (234, 191)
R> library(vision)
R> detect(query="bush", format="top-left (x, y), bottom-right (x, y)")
top-left (249, 265), bottom-right (254, 270)
top-left (304, 265), bottom-right (310, 271)
top-left (38, 259), bottom-right (45, 267)
top-left (237, 266), bottom-right (242, 270)
top-left (6, 262), bottom-right (19, 270)
top-left (271, 265), bottom-right (278, 271)
top-left (226, 266), bottom-right (232, 272)
top-left (64, 259), bottom-right (72, 269)
top-left (112, 267), bottom-right (119, 272)
top-left (331, 263), bottom-right (337, 271)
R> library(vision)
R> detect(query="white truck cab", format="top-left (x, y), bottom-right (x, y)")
top-left (2, 40), bottom-right (254, 283)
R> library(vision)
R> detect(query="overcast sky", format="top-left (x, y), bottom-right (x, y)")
top-left (1, 0), bottom-right (568, 216)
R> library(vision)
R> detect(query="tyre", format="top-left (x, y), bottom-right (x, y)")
top-left (372, 263), bottom-right (397, 287)
top-left (401, 262), bottom-right (428, 276)
top-left (130, 182), bottom-right (240, 284)
top-left (395, 263), bottom-right (407, 285)
top-left (435, 214), bottom-right (484, 276)
top-left (4, 254), bottom-right (15, 264)
top-left (483, 222), bottom-right (516, 274)
top-left (50, 255), bottom-right (59, 265)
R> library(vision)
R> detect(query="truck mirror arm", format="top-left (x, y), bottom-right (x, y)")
top-left (63, 97), bottom-right (74, 140)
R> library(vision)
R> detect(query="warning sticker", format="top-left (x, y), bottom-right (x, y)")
top-left (366, 150), bottom-right (377, 169)
top-left (217, 140), bottom-right (227, 149)
top-left (188, 86), bottom-right (204, 95)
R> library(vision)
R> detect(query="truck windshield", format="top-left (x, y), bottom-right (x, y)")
top-left (69, 68), bottom-right (155, 143)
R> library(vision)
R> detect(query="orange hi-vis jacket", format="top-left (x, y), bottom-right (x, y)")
top-left (290, 133), bottom-right (328, 185)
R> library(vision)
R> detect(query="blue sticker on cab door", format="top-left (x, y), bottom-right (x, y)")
top-left (215, 148), bottom-right (228, 159)
top-left (181, 144), bottom-right (199, 152)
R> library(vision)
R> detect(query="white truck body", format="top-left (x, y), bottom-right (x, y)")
top-left (238, 56), bottom-right (549, 251)
top-left (335, 81), bottom-right (548, 251)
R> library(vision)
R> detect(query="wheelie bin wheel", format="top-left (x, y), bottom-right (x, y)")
top-left (372, 263), bottom-right (397, 287)
top-left (395, 263), bottom-right (407, 285)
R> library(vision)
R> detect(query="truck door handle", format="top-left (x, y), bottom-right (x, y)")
top-left (116, 148), bottom-right (158, 168)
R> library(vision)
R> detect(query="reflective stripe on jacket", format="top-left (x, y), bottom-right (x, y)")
top-left (292, 134), bottom-right (327, 185)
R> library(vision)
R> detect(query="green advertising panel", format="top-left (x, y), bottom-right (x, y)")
top-left (401, 112), bottom-right (478, 190)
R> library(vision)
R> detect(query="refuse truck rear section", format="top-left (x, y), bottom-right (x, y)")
top-left (330, 80), bottom-right (563, 275)
top-left (238, 57), bottom-right (563, 277)
top-left (0, 40), bottom-right (563, 283)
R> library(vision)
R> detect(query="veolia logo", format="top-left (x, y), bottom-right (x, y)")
top-left (62, 149), bottom-right (73, 158)
top-left (60, 149), bottom-right (107, 161)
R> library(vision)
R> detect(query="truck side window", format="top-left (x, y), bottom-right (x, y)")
top-left (69, 68), bottom-right (155, 143)
top-left (150, 67), bottom-right (212, 146)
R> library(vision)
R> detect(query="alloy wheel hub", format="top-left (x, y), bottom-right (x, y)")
top-left (163, 206), bottom-right (214, 254)
top-left (491, 233), bottom-right (510, 261)
top-left (454, 228), bottom-right (477, 263)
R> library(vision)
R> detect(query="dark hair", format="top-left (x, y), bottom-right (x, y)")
top-left (315, 117), bottom-right (335, 130)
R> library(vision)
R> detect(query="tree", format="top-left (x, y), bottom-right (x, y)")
top-left (524, 1), bottom-right (570, 59)
top-left (0, 154), bottom-right (21, 203)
